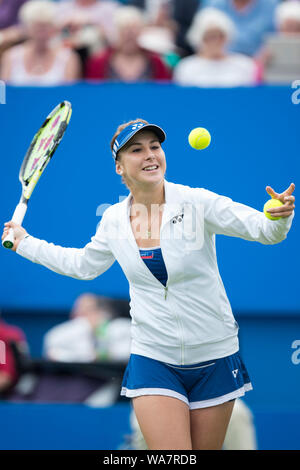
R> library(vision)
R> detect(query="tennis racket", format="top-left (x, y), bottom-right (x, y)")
top-left (2, 101), bottom-right (72, 249)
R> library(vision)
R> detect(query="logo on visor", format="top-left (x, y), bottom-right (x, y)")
top-left (131, 123), bottom-right (144, 130)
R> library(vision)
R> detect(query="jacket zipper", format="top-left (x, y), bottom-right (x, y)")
top-left (164, 285), bottom-right (168, 300)
top-left (130, 209), bottom-right (184, 360)
top-left (163, 284), bottom-right (184, 363)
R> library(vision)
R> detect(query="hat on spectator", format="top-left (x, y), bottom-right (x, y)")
top-left (186, 7), bottom-right (236, 50)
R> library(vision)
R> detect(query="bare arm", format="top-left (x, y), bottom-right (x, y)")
top-left (0, 25), bottom-right (26, 49)
top-left (0, 49), bottom-right (12, 81)
top-left (64, 50), bottom-right (82, 82)
top-left (0, 371), bottom-right (13, 392)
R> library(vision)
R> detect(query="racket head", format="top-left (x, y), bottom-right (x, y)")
top-left (19, 101), bottom-right (72, 199)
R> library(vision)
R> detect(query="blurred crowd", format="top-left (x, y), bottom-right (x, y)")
top-left (0, 292), bottom-right (258, 450)
top-left (0, 294), bottom-right (131, 404)
top-left (0, 0), bottom-right (299, 87)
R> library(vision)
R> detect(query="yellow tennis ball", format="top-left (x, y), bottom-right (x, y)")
top-left (263, 198), bottom-right (284, 220)
top-left (188, 127), bottom-right (211, 150)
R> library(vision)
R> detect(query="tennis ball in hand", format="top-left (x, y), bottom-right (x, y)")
top-left (263, 198), bottom-right (284, 220)
top-left (188, 128), bottom-right (211, 150)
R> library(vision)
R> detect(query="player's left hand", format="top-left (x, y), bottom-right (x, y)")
top-left (266, 183), bottom-right (295, 218)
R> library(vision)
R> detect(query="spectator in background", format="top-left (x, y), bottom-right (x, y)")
top-left (202, 0), bottom-right (280, 56)
top-left (129, 0), bottom-right (180, 69)
top-left (174, 8), bottom-right (259, 87)
top-left (128, 0), bottom-right (199, 57)
top-left (56, 0), bottom-right (120, 69)
top-left (43, 293), bottom-right (131, 363)
top-left (256, 0), bottom-right (300, 83)
top-left (275, 0), bottom-right (300, 36)
top-left (0, 0), bottom-right (81, 85)
top-left (85, 6), bottom-right (172, 82)
top-left (222, 398), bottom-right (257, 450)
top-left (0, 0), bottom-right (28, 54)
top-left (0, 314), bottom-right (29, 396)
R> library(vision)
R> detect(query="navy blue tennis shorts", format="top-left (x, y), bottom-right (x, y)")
top-left (121, 351), bottom-right (252, 409)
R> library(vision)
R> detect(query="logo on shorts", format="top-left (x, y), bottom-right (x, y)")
top-left (232, 369), bottom-right (238, 378)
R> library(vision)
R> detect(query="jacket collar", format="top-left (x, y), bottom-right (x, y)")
top-left (119, 179), bottom-right (185, 249)
top-left (124, 179), bottom-right (184, 226)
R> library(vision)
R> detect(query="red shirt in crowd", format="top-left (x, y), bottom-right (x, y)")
top-left (0, 320), bottom-right (26, 383)
top-left (85, 48), bottom-right (172, 81)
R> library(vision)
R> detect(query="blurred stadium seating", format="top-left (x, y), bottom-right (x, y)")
top-left (0, 0), bottom-right (299, 452)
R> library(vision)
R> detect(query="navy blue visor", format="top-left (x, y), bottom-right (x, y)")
top-left (112, 122), bottom-right (166, 159)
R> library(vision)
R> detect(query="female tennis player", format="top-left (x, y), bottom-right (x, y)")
top-left (2, 119), bottom-right (295, 450)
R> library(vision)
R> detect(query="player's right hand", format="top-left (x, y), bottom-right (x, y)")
top-left (2, 221), bottom-right (28, 252)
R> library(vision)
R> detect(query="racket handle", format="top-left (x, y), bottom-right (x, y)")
top-left (2, 202), bottom-right (28, 249)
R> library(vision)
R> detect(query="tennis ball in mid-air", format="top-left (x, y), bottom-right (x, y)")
top-left (188, 128), bottom-right (211, 150)
top-left (263, 198), bottom-right (284, 220)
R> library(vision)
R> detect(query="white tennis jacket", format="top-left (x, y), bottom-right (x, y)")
top-left (17, 180), bottom-right (294, 365)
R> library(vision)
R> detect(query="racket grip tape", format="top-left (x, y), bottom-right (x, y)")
top-left (2, 202), bottom-right (28, 249)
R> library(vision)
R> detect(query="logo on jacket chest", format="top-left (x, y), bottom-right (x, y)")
top-left (165, 204), bottom-right (204, 252)
top-left (171, 213), bottom-right (184, 224)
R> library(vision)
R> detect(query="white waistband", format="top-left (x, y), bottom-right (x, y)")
top-left (131, 334), bottom-right (239, 365)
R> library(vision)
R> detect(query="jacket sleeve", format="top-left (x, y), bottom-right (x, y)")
top-left (197, 188), bottom-right (294, 245)
top-left (16, 211), bottom-right (115, 280)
